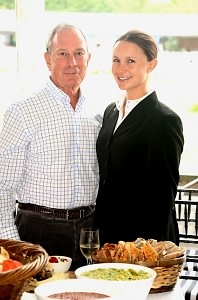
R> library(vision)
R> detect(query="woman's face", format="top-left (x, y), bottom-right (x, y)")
top-left (112, 40), bottom-right (156, 98)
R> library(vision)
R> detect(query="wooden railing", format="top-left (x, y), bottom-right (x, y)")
top-left (175, 187), bottom-right (198, 244)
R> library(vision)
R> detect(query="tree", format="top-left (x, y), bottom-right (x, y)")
top-left (1, 0), bottom-right (198, 13)
top-left (0, 0), bottom-right (14, 9)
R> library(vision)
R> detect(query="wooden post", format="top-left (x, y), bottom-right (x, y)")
top-left (15, 0), bottom-right (46, 98)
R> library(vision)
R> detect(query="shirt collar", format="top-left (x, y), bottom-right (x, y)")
top-left (46, 78), bottom-right (85, 106)
top-left (116, 90), bottom-right (154, 113)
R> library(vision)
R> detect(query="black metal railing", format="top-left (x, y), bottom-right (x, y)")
top-left (175, 187), bottom-right (198, 243)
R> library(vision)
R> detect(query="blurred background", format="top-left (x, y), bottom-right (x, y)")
top-left (0, 0), bottom-right (198, 177)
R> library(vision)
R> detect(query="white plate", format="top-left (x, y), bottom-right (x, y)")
top-left (75, 263), bottom-right (156, 300)
top-left (21, 281), bottom-right (185, 300)
top-left (34, 279), bottom-right (122, 300)
top-left (21, 293), bottom-right (36, 300)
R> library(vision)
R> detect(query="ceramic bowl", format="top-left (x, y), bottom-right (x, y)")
top-left (75, 262), bottom-right (157, 300)
top-left (34, 278), bottom-right (122, 300)
top-left (49, 256), bottom-right (72, 273)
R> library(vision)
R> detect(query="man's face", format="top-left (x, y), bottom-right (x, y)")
top-left (44, 28), bottom-right (91, 94)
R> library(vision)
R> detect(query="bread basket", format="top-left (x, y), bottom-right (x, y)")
top-left (136, 255), bottom-right (185, 293)
top-left (92, 254), bottom-right (185, 293)
top-left (0, 239), bottom-right (49, 300)
top-left (92, 239), bottom-right (186, 293)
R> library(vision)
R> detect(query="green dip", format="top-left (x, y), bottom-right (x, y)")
top-left (81, 268), bottom-right (151, 281)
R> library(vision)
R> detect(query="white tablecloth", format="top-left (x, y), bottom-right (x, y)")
top-left (21, 283), bottom-right (185, 300)
top-left (148, 283), bottom-right (185, 299)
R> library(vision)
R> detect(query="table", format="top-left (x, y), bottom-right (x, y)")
top-left (21, 283), bottom-right (185, 300)
top-left (148, 283), bottom-right (185, 299)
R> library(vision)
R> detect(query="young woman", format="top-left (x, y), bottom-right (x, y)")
top-left (94, 29), bottom-right (184, 246)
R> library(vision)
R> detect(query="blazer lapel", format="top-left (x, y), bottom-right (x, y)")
top-left (105, 103), bottom-right (119, 136)
top-left (114, 91), bottom-right (158, 134)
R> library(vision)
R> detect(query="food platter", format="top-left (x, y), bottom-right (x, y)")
top-left (21, 238), bottom-right (186, 298)
top-left (92, 238), bottom-right (185, 264)
top-left (91, 238), bottom-right (186, 293)
top-left (92, 254), bottom-right (185, 268)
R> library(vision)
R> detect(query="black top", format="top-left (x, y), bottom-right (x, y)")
top-left (94, 91), bottom-right (184, 246)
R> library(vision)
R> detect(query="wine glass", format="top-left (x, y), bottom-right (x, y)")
top-left (80, 227), bottom-right (100, 265)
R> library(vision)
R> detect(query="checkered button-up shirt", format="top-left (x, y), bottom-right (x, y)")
top-left (0, 79), bottom-right (102, 239)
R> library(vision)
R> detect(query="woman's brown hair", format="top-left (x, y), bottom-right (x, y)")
top-left (114, 29), bottom-right (158, 62)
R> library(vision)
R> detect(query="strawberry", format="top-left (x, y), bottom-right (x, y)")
top-left (49, 256), bottom-right (59, 263)
top-left (2, 259), bottom-right (22, 271)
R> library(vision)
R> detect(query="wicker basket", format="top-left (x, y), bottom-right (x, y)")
top-left (136, 255), bottom-right (185, 293)
top-left (0, 239), bottom-right (49, 300)
top-left (92, 254), bottom-right (185, 293)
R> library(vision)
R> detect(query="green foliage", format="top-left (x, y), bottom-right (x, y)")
top-left (161, 37), bottom-right (180, 51)
top-left (0, 0), bottom-right (14, 9)
top-left (45, 0), bottom-right (198, 13)
top-left (44, 0), bottom-right (198, 13)
top-left (2, 0), bottom-right (198, 13)
top-left (190, 103), bottom-right (198, 113)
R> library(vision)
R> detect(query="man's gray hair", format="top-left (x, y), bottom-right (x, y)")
top-left (46, 22), bottom-right (88, 53)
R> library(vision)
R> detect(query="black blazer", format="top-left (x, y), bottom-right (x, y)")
top-left (94, 91), bottom-right (184, 246)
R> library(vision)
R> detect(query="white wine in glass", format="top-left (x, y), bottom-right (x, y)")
top-left (80, 228), bottom-right (100, 265)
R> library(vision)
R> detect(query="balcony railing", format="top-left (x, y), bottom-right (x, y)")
top-left (175, 186), bottom-right (198, 244)
top-left (176, 185), bottom-right (198, 300)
